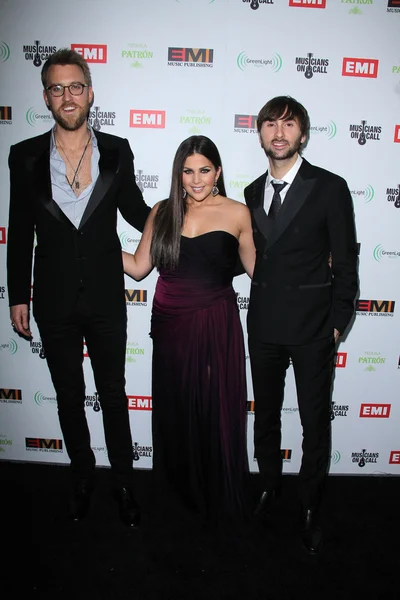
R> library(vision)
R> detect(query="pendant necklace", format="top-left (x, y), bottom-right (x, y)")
top-left (57, 133), bottom-right (91, 191)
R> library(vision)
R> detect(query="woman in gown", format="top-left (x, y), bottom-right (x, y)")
top-left (123, 136), bottom-right (255, 525)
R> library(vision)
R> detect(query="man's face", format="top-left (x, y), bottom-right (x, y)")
top-left (259, 114), bottom-right (306, 161)
top-left (43, 64), bottom-right (93, 131)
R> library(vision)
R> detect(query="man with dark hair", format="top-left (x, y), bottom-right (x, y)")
top-left (7, 48), bottom-right (150, 526)
top-left (244, 96), bottom-right (358, 553)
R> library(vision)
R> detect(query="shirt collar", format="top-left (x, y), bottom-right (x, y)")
top-left (267, 154), bottom-right (303, 187)
top-left (50, 122), bottom-right (98, 157)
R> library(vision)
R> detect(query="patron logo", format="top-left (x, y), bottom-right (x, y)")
top-left (289, 0), bottom-right (326, 7)
top-left (26, 437), bottom-right (63, 452)
top-left (349, 120), bottom-right (381, 145)
top-left (0, 41), bottom-right (10, 62)
top-left (0, 388), bottom-right (22, 404)
top-left (335, 352), bottom-right (347, 368)
top-left (133, 441), bottom-right (153, 461)
top-left (358, 351), bottom-right (385, 372)
top-left (0, 106), bottom-right (12, 123)
top-left (351, 184), bottom-right (374, 203)
top-left (71, 44), bottom-right (107, 63)
top-left (330, 401), bottom-right (349, 420)
top-left (88, 106), bottom-right (115, 130)
top-left (295, 53), bottom-right (329, 78)
top-left (130, 110), bottom-right (165, 129)
top-left (85, 393), bottom-right (101, 412)
top-left (243, 0), bottom-right (274, 9)
top-left (30, 340), bottom-right (46, 359)
top-left (0, 339), bottom-right (18, 355)
top-left (122, 44), bottom-right (153, 68)
top-left (125, 289), bottom-right (148, 306)
top-left (168, 47), bottom-right (214, 67)
top-left (342, 57), bottom-right (378, 78)
top-left (356, 299), bottom-right (395, 316)
top-left (394, 125), bottom-right (400, 143)
top-left (23, 41), bottom-right (56, 67)
top-left (126, 341), bottom-right (145, 364)
top-left (26, 106), bottom-right (53, 127)
top-left (351, 448), bottom-right (379, 467)
top-left (135, 169), bottom-right (159, 192)
top-left (229, 176), bottom-right (252, 199)
top-left (127, 395), bottom-right (152, 411)
top-left (360, 403), bottom-right (391, 418)
top-left (180, 109), bottom-right (211, 134)
top-left (389, 451), bottom-right (400, 464)
top-left (0, 435), bottom-right (12, 453)
top-left (234, 114), bottom-right (258, 133)
top-left (237, 51), bottom-right (282, 72)
top-left (386, 185), bottom-right (400, 208)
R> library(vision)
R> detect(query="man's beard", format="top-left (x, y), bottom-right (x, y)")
top-left (51, 103), bottom-right (89, 131)
top-left (262, 134), bottom-right (303, 161)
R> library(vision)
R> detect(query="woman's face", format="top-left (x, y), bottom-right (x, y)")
top-left (182, 153), bottom-right (221, 203)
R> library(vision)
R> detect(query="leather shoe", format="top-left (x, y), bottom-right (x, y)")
top-left (253, 487), bottom-right (280, 518)
top-left (114, 487), bottom-right (141, 527)
top-left (302, 508), bottom-right (323, 554)
top-left (68, 482), bottom-right (93, 521)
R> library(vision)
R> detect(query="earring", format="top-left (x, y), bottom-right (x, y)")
top-left (182, 188), bottom-right (187, 199)
top-left (211, 181), bottom-right (219, 197)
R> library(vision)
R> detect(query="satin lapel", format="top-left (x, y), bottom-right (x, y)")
top-left (79, 135), bottom-right (119, 229)
top-left (266, 163), bottom-right (317, 249)
top-left (35, 137), bottom-right (73, 227)
top-left (250, 173), bottom-right (269, 240)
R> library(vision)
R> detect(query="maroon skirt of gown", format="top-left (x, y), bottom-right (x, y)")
top-left (150, 231), bottom-right (249, 523)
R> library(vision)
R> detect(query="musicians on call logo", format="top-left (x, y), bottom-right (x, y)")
top-left (386, 185), bottom-right (400, 208)
top-left (349, 120), bottom-right (381, 145)
top-left (88, 106), bottom-right (116, 130)
top-left (295, 52), bottom-right (329, 78)
top-left (23, 41), bottom-right (57, 66)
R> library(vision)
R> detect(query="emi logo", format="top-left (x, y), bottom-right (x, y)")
top-left (289, 0), bottom-right (326, 7)
top-left (71, 44), bottom-right (107, 63)
top-left (359, 404), bottom-right (391, 418)
top-left (389, 451), bottom-right (400, 464)
top-left (167, 47), bottom-right (214, 64)
top-left (394, 125), bottom-right (400, 143)
top-left (25, 438), bottom-right (63, 449)
top-left (130, 110), bottom-right (165, 129)
top-left (234, 114), bottom-right (257, 131)
top-left (342, 58), bottom-right (379, 78)
top-left (127, 396), bottom-right (152, 411)
top-left (335, 352), bottom-right (347, 368)
top-left (0, 227), bottom-right (6, 244)
top-left (356, 299), bottom-right (395, 313)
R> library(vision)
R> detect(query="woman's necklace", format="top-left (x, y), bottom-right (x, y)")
top-left (56, 133), bottom-right (91, 191)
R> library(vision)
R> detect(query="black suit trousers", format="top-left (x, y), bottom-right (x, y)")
top-left (249, 335), bottom-right (335, 509)
top-left (37, 289), bottom-right (134, 489)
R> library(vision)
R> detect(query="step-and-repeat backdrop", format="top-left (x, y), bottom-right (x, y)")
top-left (0, 0), bottom-right (399, 475)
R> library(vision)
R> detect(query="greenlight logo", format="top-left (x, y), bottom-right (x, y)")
top-left (237, 51), bottom-right (282, 73)
top-left (0, 338), bottom-right (18, 354)
top-left (119, 231), bottom-right (140, 250)
top-left (310, 121), bottom-right (337, 140)
top-left (34, 391), bottom-right (57, 406)
top-left (331, 450), bottom-right (341, 465)
top-left (26, 106), bottom-right (53, 127)
top-left (0, 42), bottom-right (10, 62)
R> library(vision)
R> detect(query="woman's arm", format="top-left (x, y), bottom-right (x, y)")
top-left (122, 202), bottom-right (160, 280)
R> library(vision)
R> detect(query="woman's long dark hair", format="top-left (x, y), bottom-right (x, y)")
top-left (150, 135), bottom-right (227, 270)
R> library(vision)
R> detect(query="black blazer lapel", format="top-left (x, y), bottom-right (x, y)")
top-left (79, 134), bottom-right (119, 229)
top-left (266, 160), bottom-right (317, 249)
top-left (248, 173), bottom-right (270, 240)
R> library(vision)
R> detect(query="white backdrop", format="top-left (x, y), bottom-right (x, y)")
top-left (0, 0), bottom-right (399, 475)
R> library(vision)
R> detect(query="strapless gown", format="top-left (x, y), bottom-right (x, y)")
top-left (150, 231), bottom-right (249, 523)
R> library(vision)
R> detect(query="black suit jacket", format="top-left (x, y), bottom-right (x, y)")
top-left (244, 159), bottom-right (358, 345)
top-left (7, 129), bottom-right (151, 321)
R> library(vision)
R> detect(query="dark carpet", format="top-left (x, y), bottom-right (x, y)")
top-left (1, 460), bottom-right (399, 600)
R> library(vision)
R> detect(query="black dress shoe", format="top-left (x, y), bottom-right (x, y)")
top-left (114, 487), bottom-right (141, 527)
top-left (302, 508), bottom-right (323, 554)
top-left (69, 482), bottom-right (93, 521)
top-left (253, 487), bottom-right (280, 518)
